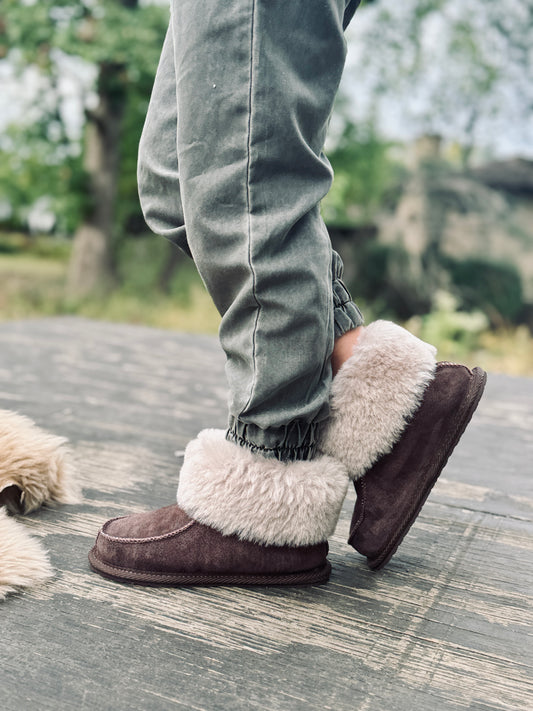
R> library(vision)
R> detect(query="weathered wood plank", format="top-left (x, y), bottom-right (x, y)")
top-left (0, 317), bottom-right (532, 711)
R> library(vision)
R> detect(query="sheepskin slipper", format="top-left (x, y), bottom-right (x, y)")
top-left (0, 508), bottom-right (53, 600)
top-left (320, 320), bottom-right (438, 480)
top-left (0, 409), bottom-right (79, 514)
top-left (320, 321), bottom-right (487, 569)
top-left (320, 321), bottom-right (486, 569)
top-left (88, 505), bottom-right (331, 586)
top-left (89, 429), bottom-right (349, 586)
top-left (349, 362), bottom-right (487, 569)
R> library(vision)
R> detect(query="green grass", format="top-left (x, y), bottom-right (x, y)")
top-left (406, 291), bottom-right (533, 376)
top-left (0, 237), bottom-right (221, 334)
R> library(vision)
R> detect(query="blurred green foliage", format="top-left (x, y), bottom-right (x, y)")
top-left (0, 0), bottom-right (168, 75)
top-left (351, 0), bottom-right (531, 161)
top-left (446, 257), bottom-right (524, 326)
top-left (409, 290), bottom-right (489, 359)
top-left (0, 0), bottom-right (168, 238)
top-left (353, 243), bottom-right (422, 321)
top-left (0, 124), bottom-right (88, 234)
top-left (0, 0), bottom-right (531, 342)
top-left (322, 120), bottom-right (403, 226)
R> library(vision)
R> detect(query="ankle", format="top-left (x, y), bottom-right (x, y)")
top-left (331, 326), bottom-right (365, 377)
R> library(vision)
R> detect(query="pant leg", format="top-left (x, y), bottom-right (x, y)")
top-left (137, 27), bottom-right (190, 257)
top-left (140, 0), bottom-right (363, 460)
top-left (138, 0), bottom-right (360, 252)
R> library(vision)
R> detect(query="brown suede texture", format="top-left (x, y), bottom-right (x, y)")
top-left (349, 363), bottom-right (486, 565)
top-left (91, 504), bottom-right (329, 577)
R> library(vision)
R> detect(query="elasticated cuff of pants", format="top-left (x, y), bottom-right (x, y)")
top-left (226, 417), bottom-right (322, 462)
top-left (333, 277), bottom-right (364, 339)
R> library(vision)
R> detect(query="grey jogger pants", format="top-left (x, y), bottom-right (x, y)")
top-left (137, 0), bottom-right (363, 460)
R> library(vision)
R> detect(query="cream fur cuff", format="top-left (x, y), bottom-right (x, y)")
top-left (177, 429), bottom-right (349, 547)
top-left (319, 320), bottom-right (437, 480)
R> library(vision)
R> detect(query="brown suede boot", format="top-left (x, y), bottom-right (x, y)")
top-left (89, 504), bottom-right (331, 586)
top-left (348, 363), bottom-right (486, 569)
top-left (320, 321), bottom-right (486, 569)
top-left (89, 429), bottom-right (349, 587)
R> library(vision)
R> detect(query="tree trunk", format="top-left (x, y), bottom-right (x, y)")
top-left (67, 62), bottom-right (125, 297)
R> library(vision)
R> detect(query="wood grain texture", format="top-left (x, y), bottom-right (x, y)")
top-left (0, 317), bottom-right (531, 711)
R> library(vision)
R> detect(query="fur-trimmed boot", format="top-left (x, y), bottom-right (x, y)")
top-left (0, 409), bottom-right (79, 599)
top-left (89, 430), bottom-right (349, 586)
top-left (319, 320), bottom-right (487, 569)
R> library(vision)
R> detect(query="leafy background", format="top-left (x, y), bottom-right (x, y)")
top-left (1, 0), bottom-right (532, 374)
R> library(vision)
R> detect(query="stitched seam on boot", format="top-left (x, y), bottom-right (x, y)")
top-left (91, 552), bottom-right (327, 582)
top-left (90, 548), bottom-right (328, 580)
top-left (100, 520), bottom-right (195, 544)
top-left (351, 477), bottom-right (367, 533)
top-left (437, 362), bottom-right (473, 375)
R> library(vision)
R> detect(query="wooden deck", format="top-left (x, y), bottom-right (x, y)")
top-left (0, 317), bottom-right (532, 711)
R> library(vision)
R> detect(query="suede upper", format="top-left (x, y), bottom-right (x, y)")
top-left (92, 504), bottom-right (329, 579)
top-left (88, 326), bottom-right (487, 584)
top-left (349, 363), bottom-right (487, 566)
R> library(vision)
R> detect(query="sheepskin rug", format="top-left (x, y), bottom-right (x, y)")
top-left (0, 410), bottom-right (78, 600)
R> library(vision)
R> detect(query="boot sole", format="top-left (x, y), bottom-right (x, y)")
top-left (88, 547), bottom-right (331, 587)
top-left (365, 366), bottom-right (487, 571)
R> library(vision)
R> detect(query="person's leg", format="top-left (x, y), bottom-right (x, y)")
top-left (90, 2), bottom-right (362, 586)
top-left (89, 0), bottom-right (486, 585)
top-left (166, 0), bottom-right (365, 461)
top-left (138, 1), bottom-right (362, 458)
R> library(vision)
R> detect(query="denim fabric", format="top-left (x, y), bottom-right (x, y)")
top-left (138, 0), bottom-right (363, 460)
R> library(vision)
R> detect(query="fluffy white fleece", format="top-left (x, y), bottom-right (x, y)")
top-left (0, 509), bottom-right (53, 601)
top-left (177, 429), bottom-right (349, 547)
top-left (0, 409), bottom-right (79, 514)
top-left (319, 320), bottom-right (437, 480)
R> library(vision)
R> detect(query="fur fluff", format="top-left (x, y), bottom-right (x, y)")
top-left (0, 508), bottom-right (53, 601)
top-left (0, 409), bottom-right (80, 514)
top-left (319, 320), bottom-right (437, 480)
top-left (177, 429), bottom-right (349, 547)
